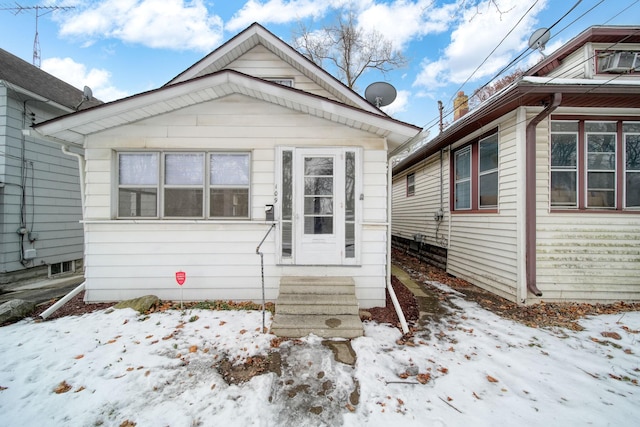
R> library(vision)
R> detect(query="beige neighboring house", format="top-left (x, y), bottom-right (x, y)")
top-left (391, 26), bottom-right (640, 305)
top-left (33, 23), bottom-right (420, 331)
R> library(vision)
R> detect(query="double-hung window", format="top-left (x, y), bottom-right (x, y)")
top-left (117, 151), bottom-right (250, 219)
top-left (550, 120), bottom-right (640, 211)
top-left (406, 173), bottom-right (415, 196)
top-left (550, 121), bottom-right (578, 207)
top-left (452, 129), bottom-right (498, 211)
top-left (624, 123), bottom-right (640, 208)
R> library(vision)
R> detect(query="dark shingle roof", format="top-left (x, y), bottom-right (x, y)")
top-left (0, 48), bottom-right (101, 110)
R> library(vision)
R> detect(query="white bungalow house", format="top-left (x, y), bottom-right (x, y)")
top-left (33, 23), bottom-right (420, 336)
top-left (391, 26), bottom-right (640, 305)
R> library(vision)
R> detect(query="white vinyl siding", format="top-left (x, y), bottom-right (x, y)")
top-left (447, 117), bottom-right (519, 301)
top-left (538, 116), bottom-right (640, 302)
top-left (82, 95), bottom-right (389, 307)
top-left (226, 45), bottom-right (340, 101)
top-left (391, 154), bottom-right (449, 249)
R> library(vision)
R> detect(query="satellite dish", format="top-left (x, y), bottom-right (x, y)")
top-left (528, 28), bottom-right (550, 53)
top-left (365, 82), bottom-right (397, 108)
top-left (82, 85), bottom-right (93, 101)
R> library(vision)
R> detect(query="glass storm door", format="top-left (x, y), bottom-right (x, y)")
top-left (295, 149), bottom-right (343, 265)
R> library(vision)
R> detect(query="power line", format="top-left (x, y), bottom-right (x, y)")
top-left (422, 0), bottom-right (613, 137)
top-left (0, 4), bottom-right (75, 67)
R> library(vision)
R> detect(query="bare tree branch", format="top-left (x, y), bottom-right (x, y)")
top-left (292, 8), bottom-right (406, 90)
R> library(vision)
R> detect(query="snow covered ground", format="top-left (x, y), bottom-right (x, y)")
top-left (1, 284), bottom-right (639, 427)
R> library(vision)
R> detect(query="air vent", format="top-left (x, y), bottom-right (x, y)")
top-left (599, 51), bottom-right (640, 73)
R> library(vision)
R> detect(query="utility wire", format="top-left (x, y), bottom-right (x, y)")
top-left (420, 0), bottom-right (612, 137)
top-left (445, 0), bottom-right (542, 107)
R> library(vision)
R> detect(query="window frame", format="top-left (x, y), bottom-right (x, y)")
top-left (116, 150), bottom-right (251, 220)
top-left (549, 117), bottom-right (640, 213)
top-left (406, 173), bottom-right (415, 197)
top-left (450, 128), bottom-right (499, 213)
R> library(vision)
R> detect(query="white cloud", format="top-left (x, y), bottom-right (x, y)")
top-left (357, 0), bottom-right (456, 50)
top-left (226, 0), bottom-right (353, 32)
top-left (41, 57), bottom-right (129, 102)
top-left (413, 0), bottom-right (549, 90)
top-left (55, 0), bottom-right (224, 52)
top-left (380, 88), bottom-right (409, 117)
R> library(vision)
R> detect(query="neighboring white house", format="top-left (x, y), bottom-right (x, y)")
top-left (33, 23), bottom-right (420, 310)
top-left (0, 48), bottom-right (100, 287)
top-left (391, 26), bottom-right (640, 305)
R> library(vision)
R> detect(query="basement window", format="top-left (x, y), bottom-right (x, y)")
top-left (49, 261), bottom-right (75, 277)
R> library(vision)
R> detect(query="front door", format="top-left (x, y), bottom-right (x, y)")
top-left (294, 149), bottom-right (343, 264)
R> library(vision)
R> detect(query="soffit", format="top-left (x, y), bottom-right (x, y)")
top-left (34, 70), bottom-right (419, 149)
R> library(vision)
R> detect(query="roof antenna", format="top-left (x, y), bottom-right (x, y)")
top-left (0, 4), bottom-right (76, 67)
top-left (528, 28), bottom-right (551, 59)
top-left (365, 82), bottom-right (397, 108)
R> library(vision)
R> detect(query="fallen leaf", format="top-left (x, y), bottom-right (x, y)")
top-left (346, 403), bottom-right (355, 412)
top-left (189, 345), bottom-right (198, 353)
top-left (145, 335), bottom-right (153, 339)
top-left (239, 329), bottom-right (247, 334)
top-left (472, 391), bottom-right (481, 400)
top-left (126, 367), bottom-right (134, 372)
top-left (487, 375), bottom-right (499, 383)
top-left (601, 331), bottom-right (622, 340)
top-left (219, 321), bottom-right (226, 326)
top-left (74, 386), bottom-right (85, 393)
top-left (54, 381), bottom-right (72, 394)
top-left (107, 339), bottom-right (117, 344)
top-left (74, 354), bottom-right (84, 360)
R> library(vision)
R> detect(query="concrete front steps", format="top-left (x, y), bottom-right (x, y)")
top-left (271, 276), bottom-right (364, 339)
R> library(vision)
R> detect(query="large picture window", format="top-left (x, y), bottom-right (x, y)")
top-left (118, 151), bottom-right (250, 219)
top-left (550, 120), bottom-right (640, 211)
top-left (452, 129), bottom-right (498, 212)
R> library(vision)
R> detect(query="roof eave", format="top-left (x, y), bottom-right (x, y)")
top-left (393, 79), bottom-right (640, 174)
top-left (34, 70), bottom-right (419, 148)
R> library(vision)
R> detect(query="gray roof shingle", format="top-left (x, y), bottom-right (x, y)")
top-left (0, 48), bottom-right (101, 110)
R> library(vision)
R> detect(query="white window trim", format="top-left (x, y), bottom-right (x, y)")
top-left (116, 150), bottom-right (251, 220)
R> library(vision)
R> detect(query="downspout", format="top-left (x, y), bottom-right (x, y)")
top-left (525, 93), bottom-right (562, 297)
top-left (388, 150), bottom-right (409, 335)
top-left (60, 145), bottom-right (86, 218)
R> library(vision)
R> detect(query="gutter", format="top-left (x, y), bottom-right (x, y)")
top-left (524, 93), bottom-right (562, 297)
top-left (0, 80), bottom-right (75, 113)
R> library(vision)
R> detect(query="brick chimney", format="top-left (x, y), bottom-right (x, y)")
top-left (453, 91), bottom-right (469, 120)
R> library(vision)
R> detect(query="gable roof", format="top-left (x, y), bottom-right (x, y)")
top-left (0, 48), bottom-right (101, 111)
top-left (33, 69), bottom-right (420, 149)
top-left (166, 22), bottom-right (382, 115)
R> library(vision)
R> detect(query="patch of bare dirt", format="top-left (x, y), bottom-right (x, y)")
top-left (368, 276), bottom-right (420, 327)
top-left (392, 248), bottom-right (640, 330)
top-left (31, 292), bottom-right (114, 321)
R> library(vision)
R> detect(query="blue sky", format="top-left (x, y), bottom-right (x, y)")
top-left (2, 0), bottom-right (639, 135)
